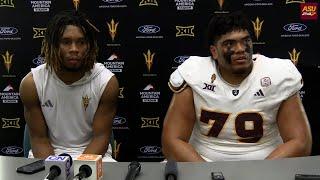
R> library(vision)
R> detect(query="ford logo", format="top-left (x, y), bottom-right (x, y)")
top-left (174, 56), bottom-right (189, 64)
top-left (1, 146), bottom-right (23, 155)
top-left (0, 27), bottom-right (18, 36)
top-left (283, 23), bottom-right (307, 33)
top-left (102, 0), bottom-right (123, 3)
top-left (32, 55), bottom-right (45, 66)
top-left (139, 146), bottom-right (161, 154)
top-left (138, 25), bottom-right (160, 34)
top-left (113, 116), bottom-right (126, 125)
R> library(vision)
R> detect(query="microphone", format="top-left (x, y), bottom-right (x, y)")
top-left (73, 154), bottom-right (103, 180)
top-left (44, 154), bottom-right (73, 180)
top-left (165, 160), bottom-right (178, 180)
top-left (125, 161), bottom-right (141, 180)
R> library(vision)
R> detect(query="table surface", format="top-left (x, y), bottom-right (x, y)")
top-left (0, 155), bottom-right (319, 180)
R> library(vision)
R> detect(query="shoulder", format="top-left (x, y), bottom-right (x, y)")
top-left (94, 63), bottom-right (114, 75)
top-left (178, 56), bottom-right (213, 78)
top-left (253, 54), bottom-right (303, 97)
top-left (101, 75), bottom-right (119, 103)
top-left (254, 54), bottom-right (301, 78)
top-left (19, 72), bottom-right (38, 103)
top-left (178, 56), bottom-right (212, 71)
top-left (20, 72), bottom-right (34, 90)
top-left (31, 64), bottom-right (47, 74)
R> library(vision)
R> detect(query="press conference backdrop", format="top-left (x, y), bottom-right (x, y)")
top-left (0, 0), bottom-right (319, 161)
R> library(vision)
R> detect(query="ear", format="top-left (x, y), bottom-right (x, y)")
top-left (210, 45), bottom-right (218, 59)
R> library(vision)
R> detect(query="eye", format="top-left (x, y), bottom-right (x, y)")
top-left (222, 40), bottom-right (236, 48)
top-left (244, 38), bottom-right (252, 44)
top-left (60, 39), bottom-right (71, 45)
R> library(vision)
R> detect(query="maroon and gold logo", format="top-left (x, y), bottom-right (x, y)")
top-left (112, 140), bottom-right (121, 160)
top-left (288, 48), bottom-right (301, 65)
top-left (1, 50), bottom-right (13, 73)
top-left (107, 19), bottom-right (119, 42)
top-left (300, 3), bottom-right (318, 20)
top-left (143, 49), bottom-right (155, 72)
top-left (82, 95), bottom-right (91, 111)
top-left (251, 17), bottom-right (264, 41)
top-left (73, 0), bottom-right (80, 10)
top-left (216, 0), bottom-right (225, 10)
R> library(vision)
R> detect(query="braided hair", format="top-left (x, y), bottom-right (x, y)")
top-left (41, 10), bottom-right (98, 72)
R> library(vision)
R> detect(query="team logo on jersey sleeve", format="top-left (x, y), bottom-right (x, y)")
top-left (260, 77), bottom-right (271, 87)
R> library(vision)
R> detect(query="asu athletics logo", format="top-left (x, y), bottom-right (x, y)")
top-left (107, 19), bottom-right (119, 42)
top-left (288, 48), bottom-right (301, 65)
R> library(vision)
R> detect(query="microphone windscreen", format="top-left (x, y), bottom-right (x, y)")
top-left (44, 155), bottom-right (73, 180)
top-left (165, 160), bottom-right (178, 179)
top-left (74, 154), bottom-right (103, 180)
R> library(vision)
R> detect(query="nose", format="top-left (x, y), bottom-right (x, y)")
top-left (234, 41), bottom-right (246, 52)
top-left (70, 42), bottom-right (79, 52)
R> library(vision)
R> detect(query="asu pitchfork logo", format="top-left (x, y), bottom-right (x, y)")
top-left (107, 19), bottom-right (119, 42)
top-left (288, 48), bottom-right (301, 65)
top-left (216, 0), bottom-right (225, 10)
top-left (251, 17), bottom-right (264, 41)
top-left (143, 49), bottom-right (155, 72)
top-left (1, 50), bottom-right (13, 74)
top-left (82, 95), bottom-right (91, 111)
top-left (73, 0), bottom-right (80, 10)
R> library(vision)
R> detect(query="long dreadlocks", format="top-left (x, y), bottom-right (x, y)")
top-left (41, 10), bottom-right (98, 72)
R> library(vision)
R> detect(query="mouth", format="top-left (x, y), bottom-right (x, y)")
top-left (232, 55), bottom-right (247, 63)
top-left (67, 57), bottom-right (80, 61)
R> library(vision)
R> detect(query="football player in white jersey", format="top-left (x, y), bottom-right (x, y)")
top-left (20, 10), bottom-right (119, 161)
top-left (162, 11), bottom-right (312, 162)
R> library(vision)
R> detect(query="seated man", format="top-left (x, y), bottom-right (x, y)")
top-left (162, 11), bottom-right (312, 162)
top-left (19, 10), bottom-right (118, 162)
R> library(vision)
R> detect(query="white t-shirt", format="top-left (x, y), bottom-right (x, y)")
top-left (172, 54), bottom-right (303, 161)
top-left (30, 63), bottom-right (116, 162)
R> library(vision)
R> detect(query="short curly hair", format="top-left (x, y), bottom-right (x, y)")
top-left (207, 11), bottom-right (253, 46)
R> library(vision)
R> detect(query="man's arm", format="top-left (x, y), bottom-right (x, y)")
top-left (162, 86), bottom-right (205, 162)
top-left (266, 93), bottom-right (312, 159)
top-left (19, 72), bottom-right (54, 158)
top-left (83, 76), bottom-right (119, 155)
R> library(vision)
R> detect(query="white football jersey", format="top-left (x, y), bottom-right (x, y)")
top-left (174, 54), bottom-right (303, 161)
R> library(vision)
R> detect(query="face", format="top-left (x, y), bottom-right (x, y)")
top-left (59, 25), bottom-right (88, 72)
top-left (210, 30), bottom-right (253, 75)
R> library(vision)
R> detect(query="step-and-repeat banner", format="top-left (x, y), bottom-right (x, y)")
top-left (0, 0), bottom-right (319, 161)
